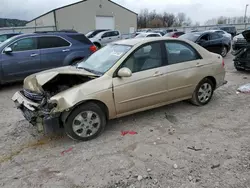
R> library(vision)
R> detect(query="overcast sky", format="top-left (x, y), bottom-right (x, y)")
top-left (0, 0), bottom-right (249, 24)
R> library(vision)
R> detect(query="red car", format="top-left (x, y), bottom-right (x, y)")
top-left (164, 31), bottom-right (185, 38)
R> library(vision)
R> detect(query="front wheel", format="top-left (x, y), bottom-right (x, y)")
top-left (64, 103), bottom-right (106, 141)
top-left (191, 79), bottom-right (214, 106)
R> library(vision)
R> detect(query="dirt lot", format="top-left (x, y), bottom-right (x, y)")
top-left (0, 53), bottom-right (250, 188)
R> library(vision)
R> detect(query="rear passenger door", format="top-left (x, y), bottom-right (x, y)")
top-left (110, 31), bottom-right (121, 42)
top-left (38, 36), bottom-right (71, 70)
top-left (208, 33), bottom-right (223, 54)
top-left (164, 41), bottom-right (203, 101)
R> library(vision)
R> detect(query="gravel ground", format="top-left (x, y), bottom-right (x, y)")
top-left (0, 53), bottom-right (250, 188)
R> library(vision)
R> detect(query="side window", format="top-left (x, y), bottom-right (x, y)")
top-left (102, 32), bottom-right (111, 38)
top-left (165, 42), bottom-right (200, 65)
top-left (200, 34), bottom-right (210, 41)
top-left (111, 31), bottom-right (119, 36)
top-left (38, 36), bottom-right (70, 49)
top-left (210, 33), bottom-right (221, 40)
top-left (9, 38), bottom-right (37, 52)
top-left (122, 42), bottom-right (163, 73)
top-left (215, 31), bottom-right (224, 35)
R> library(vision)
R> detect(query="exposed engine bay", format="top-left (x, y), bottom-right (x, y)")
top-left (42, 74), bottom-right (94, 97)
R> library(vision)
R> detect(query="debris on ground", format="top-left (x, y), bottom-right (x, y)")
top-left (147, 168), bottom-right (151, 172)
top-left (121, 131), bottom-right (138, 136)
top-left (188, 176), bottom-right (193, 181)
top-left (187, 146), bottom-right (202, 151)
top-left (237, 83), bottom-right (250, 93)
top-left (137, 175), bottom-right (143, 181)
top-left (173, 164), bottom-right (178, 169)
top-left (61, 147), bottom-right (73, 156)
top-left (211, 163), bottom-right (220, 169)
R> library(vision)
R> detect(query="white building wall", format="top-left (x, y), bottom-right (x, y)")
top-left (26, 12), bottom-right (55, 27)
top-left (55, 0), bottom-right (137, 34)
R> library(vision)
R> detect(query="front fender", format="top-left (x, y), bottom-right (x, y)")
top-left (62, 51), bottom-right (89, 66)
top-left (49, 75), bottom-right (117, 119)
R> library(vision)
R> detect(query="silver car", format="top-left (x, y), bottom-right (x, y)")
top-left (90, 30), bottom-right (121, 49)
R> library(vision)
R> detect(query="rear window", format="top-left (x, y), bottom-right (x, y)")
top-left (68, 34), bottom-right (92, 44)
top-left (179, 33), bottom-right (201, 42)
top-left (220, 27), bottom-right (236, 33)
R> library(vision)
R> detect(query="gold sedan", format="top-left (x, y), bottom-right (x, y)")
top-left (12, 37), bottom-right (227, 141)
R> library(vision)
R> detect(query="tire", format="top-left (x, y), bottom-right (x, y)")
top-left (234, 62), bottom-right (244, 71)
top-left (64, 102), bottom-right (106, 141)
top-left (191, 78), bottom-right (215, 106)
top-left (221, 46), bottom-right (228, 57)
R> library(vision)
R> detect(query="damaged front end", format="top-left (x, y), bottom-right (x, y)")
top-left (12, 69), bottom-right (97, 134)
top-left (233, 30), bottom-right (250, 71)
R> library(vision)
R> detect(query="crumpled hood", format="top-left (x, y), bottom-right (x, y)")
top-left (242, 30), bottom-right (250, 42)
top-left (23, 66), bottom-right (96, 93)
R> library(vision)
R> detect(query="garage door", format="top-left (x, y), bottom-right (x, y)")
top-left (95, 16), bottom-right (114, 30)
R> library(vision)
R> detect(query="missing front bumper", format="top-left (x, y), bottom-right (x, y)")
top-left (12, 91), bottom-right (61, 134)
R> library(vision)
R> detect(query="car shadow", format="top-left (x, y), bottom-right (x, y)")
top-left (0, 82), bottom-right (23, 92)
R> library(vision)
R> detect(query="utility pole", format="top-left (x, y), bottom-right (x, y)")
top-left (244, 4), bottom-right (249, 30)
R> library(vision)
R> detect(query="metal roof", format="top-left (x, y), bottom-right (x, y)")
top-left (27, 0), bottom-right (137, 24)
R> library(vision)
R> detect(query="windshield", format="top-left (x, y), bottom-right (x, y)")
top-left (0, 36), bottom-right (17, 48)
top-left (77, 44), bottom-right (132, 75)
top-left (135, 33), bottom-right (147, 38)
top-left (179, 33), bottom-right (201, 42)
top-left (0, 35), bottom-right (7, 43)
top-left (86, 31), bottom-right (94, 38)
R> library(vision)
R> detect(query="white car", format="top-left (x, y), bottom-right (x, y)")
top-left (135, 32), bottom-right (162, 38)
top-left (90, 30), bottom-right (121, 49)
top-left (210, 30), bottom-right (232, 40)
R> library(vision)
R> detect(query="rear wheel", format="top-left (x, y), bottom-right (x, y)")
top-left (221, 46), bottom-right (228, 57)
top-left (64, 103), bottom-right (106, 141)
top-left (191, 78), bottom-right (214, 106)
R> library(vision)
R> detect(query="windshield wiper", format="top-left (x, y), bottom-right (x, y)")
top-left (76, 66), bottom-right (103, 76)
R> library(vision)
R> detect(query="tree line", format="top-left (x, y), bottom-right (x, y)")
top-left (138, 9), bottom-right (200, 29)
top-left (0, 18), bottom-right (28, 28)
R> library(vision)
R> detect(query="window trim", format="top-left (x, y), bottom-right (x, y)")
top-left (163, 40), bottom-right (202, 65)
top-left (113, 41), bottom-right (166, 77)
top-left (37, 36), bottom-right (71, 50)
top-left (3, 37), bottom-right (38, 53)
top-left (1, 35), bottom-right (72, 54)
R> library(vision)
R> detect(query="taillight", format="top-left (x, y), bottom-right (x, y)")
top-left (222, 58), bottom-right (225, 68)
top-left (89, 45), bottom-right (97, 53)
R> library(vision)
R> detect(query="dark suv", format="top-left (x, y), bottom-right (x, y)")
top-left (0, 31), bottom-right (96, 84)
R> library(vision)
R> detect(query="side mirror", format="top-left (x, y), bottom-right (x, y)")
top-left (4, 47), bottom-right (12, 53)
top-left (117, 67), bottom-right (132, 78)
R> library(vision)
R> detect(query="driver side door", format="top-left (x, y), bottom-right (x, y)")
top-left (113, 42), bottom-right (169, 117)
top-left (1, 37), bottom-right (41, 82)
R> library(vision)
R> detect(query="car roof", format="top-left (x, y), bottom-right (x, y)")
top-left (209, 30), bottom-right (225, 32)
top-left (114, 37), bottom-right (184, 46)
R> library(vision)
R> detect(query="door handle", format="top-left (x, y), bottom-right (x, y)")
top-left (62, 49), bottom-right (70, 52)
top-left (30, 53), bottom-right (38, 57)
top-left (153, 72), bottom-right (163, 77)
